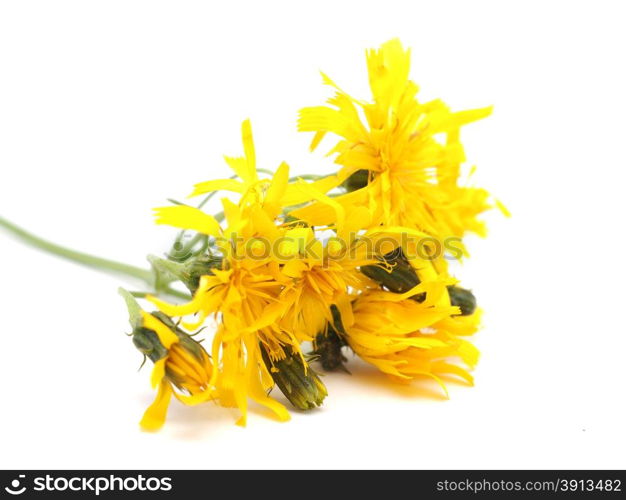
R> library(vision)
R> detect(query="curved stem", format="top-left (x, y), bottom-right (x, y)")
top-left (0, 216), bottom-right (153, 283)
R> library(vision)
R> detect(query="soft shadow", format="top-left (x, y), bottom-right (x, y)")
top-left (316, 355), bottom-right (453, 402)
top-left (137, 394), bottom-right (239, 441)
top-left (135, 355), bottom-right (473, 439)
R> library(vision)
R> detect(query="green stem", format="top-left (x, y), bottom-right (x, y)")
top-left (0, 216), bottom-right (192, 301)
top-left (0, 216), bottom-right (152, 281)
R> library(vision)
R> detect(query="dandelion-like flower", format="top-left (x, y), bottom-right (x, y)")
top-left (343, 268), bottom-right (481, 390)
top-left (120, 290), bottom-right (215, 431)
top-left (293, 39), bottom-right (499, 247)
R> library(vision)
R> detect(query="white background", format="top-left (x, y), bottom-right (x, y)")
top-left (1, 1), bottom-right (624, 469)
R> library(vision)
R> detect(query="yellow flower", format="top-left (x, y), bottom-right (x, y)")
top-left (133, 311), bottom-right (216, 432)
top-left (277, 222), bottom-right (419, 340)
top-left (147, 252), bottom-right (296, 426)
top-left (293, 39), bottom-right (497, 246)
top-left (342, 259), bottom-right (481, 391)
top-left (277, 228), bottom-right (360, 340)
top-left (346, 295), bottom-right (480, 390)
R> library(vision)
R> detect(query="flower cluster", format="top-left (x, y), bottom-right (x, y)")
top-left (124, 39), bottom-right (502, 430)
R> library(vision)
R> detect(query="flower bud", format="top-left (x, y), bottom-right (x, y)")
top-left (447, 285), bottom-right (477, 316)
top-left (135, 311), bottom-right (213, 393)
top-left (180, 254), bottom-right (223, 293)
top-left (261, 347), bottom-right (327, 411)
top-left (120, 288), bottom-right (214, 431)
top-left (342, 169), bottom-right (370, 192)
top-left (149, 254), bottom-right (222, 294)
top-left (312, 324), bottom-right (348, 372)
top-left (312, 305), bottom-right (349, 372)
top-left (361, 248), bottom-right (425, 301)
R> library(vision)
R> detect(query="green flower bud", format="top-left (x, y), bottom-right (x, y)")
top-left (361, 248), bottom-right (425, 301)
top-left (261, 347), bottom-right (327, 411)
top-left (342, 169), bottom-right (370, 192)
top-left (447, 285), bottom-right (477, 316)
top-left (180, 254), bottom-right (223, 293)
top-left (149, 254), bottom-right (223, 294)
top-left (312, 305), bottom-right (349, 372)
top-left (313, 324), bottom-right (348, 372)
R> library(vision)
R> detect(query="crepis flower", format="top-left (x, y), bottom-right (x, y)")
top-left (342, 258), bottom-right (481, 391)
top-left (292, 39), bottom-right (505, 252)
top-left (120, 289), bottom-right (215, 431)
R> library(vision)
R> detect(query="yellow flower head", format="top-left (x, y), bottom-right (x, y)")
top-left (120, 288), bottom-right (216, 431)
top-left (277, 227), bottom-right (359, 340)
top-left (276, 222), bottom-right (417, 340)
top-left (147, 248), bottom-right (297, 426)
top-left (342, 269), bottom-right (481, 392)
top-left (133, 311), bottom-right (215, 432)
top-left (293, 39), bottom-right (497, 245)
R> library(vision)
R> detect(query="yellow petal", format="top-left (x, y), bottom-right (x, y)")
top-left (188, 178), bottom-right (245, 198)
top-left (431, 361), bottom-right (474, 385)
top-left (150, 358), bottom-right (167, 388)
top-left (139, 382), bottom-right (173, 432)
top-left (234, 367), bottom-right (248, 427)
top-left (174, 388), bottom-right (216, 406)
top-left (447, 106), bottom-right (493, 129)
top-left (242, 300), bottom-right (288, 332)
top-left (282, 259), bottom-right (307, 278)
top-left (289, 186), bottom-right (367, 226)
top-left (265, 161), bottom-right (290, 205)
top-left (181, 311), bottom-right (208, 331)
top-left (496, 199), bottom-right (511, 217)
top-left (335, 294), bottom-right (354, 329)
top-left (309, 131), bottom-right (326, 151)
top-left (241, 119), bottom-right (257, 183)
top-left (147, 294), bottom-right (201, 318)
top-left (282, 175), bottom-right (342, 206)
top-left (153, 206), bottom-right (221, 238)
top-left (141, 311), bottom-right (179, 349)
top-left (246, 343), bottom-right (290, 422)
top-left (366, 38), bottom-right (411, 110)
top-left (223, 156), bottom-right (250, 182)
top-left (292, 181), bottom-right (345, 233)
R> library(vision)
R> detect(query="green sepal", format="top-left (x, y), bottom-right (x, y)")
top-left (261, 346), bottom-right (328, 411)
top-left (118, 287), bottom-right (143, 330)
top-left (132, 327), bottom-right (168, 363)
top-left (361, 248), bottom-right (425, 301)
top-left (312, 305), bottom-right (350, 372)
top-left (149, 254), bottom-right (222, 294)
